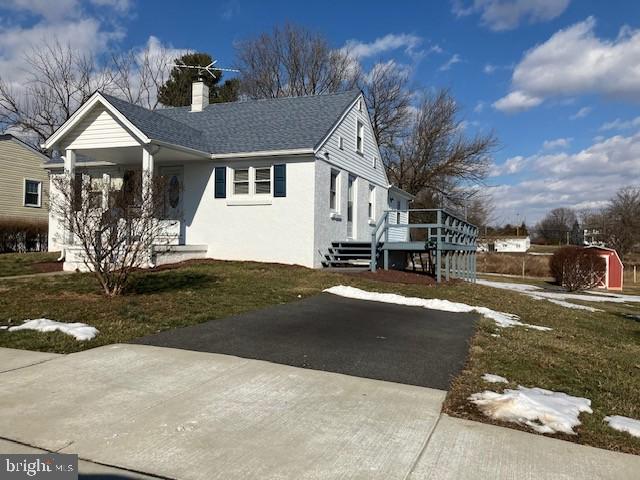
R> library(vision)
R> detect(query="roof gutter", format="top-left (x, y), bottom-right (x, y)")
top-left (210, 148), bottom-right (314, 160)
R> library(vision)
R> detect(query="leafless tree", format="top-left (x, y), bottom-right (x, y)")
top-left (603, 186), bottom-right (640, 259)
top-left (386, 89), bottom-right (497, 206)
top-left (235, 23), bottom-right (359, 98)
top-left (535, 207), bottom-right (577, 245)
top-left (50, 171), bottom-right (174, 296)
top-left (106, 42), bottom-right (176, 110)
top-left (0, 39), bottom-right (176, 148)
top-left (464, 194), bottom-right (495, 230)
top-left (0, 40), bottom-right (110, 147)
top-left (359, 61), bottom-right (412, 151)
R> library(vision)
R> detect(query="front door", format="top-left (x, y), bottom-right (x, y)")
top-left (159, 166), bottom-right (184, 244)
top-left (347, 174), bottom-right (356, 239)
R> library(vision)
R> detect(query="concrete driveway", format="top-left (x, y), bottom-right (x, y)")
top-left (1, 345), bottom-right (640, 480)
top-left (134, 293), bottom-right (477, 390)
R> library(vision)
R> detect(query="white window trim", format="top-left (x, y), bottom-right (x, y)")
top-left (23, 179), bottom-right (42, 208)
top-left (368, 184), bottom-right (376, 222)
top-left (355, 120), bottom-right (364, 155)
top-left (230, 165), bottom-right (273, 200)
top-left (338, 136), bottom-right (344, 150)
top-left (329, 169), bottom-right (341, 217)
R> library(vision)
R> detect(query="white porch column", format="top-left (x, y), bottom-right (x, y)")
top-left (142, 147), bottom-right (154, 198)
top-left (64, 149), bottom-right (76, 245)
top-left (142, 147), bottom-right (156, 266)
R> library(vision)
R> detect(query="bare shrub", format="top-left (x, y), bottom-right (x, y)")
top-left (0, 217), bottom-right (48, 253)
top-left (50, 171), bottom-right (174, 296)
top-left (550, 246), bottom-right (606, 291)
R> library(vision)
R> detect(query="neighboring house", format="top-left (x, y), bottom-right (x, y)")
top-left (583, 228), bottom-right (605, 247)
top-left (43, 82), bottom-right (409, 271)
top-left (0, 134), bottom-right (49, 222)
top-left (477, 236), bottom-right (531, 253)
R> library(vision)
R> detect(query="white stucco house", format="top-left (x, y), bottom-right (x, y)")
top-left (42, 81), bottom-right (413, 271)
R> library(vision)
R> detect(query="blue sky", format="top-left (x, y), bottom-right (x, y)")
top-left (1, 0), bottom-right (639, 224)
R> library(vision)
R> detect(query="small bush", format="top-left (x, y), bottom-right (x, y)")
top-left (0, 217), bottom-right (48, 253)
top-left (550, 246), bottom-right (606, 291)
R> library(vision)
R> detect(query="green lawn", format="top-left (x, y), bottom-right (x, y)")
top-left (0, 252), bottom-right (61, 277)
top-left (0, 257), bottom-right (639, 455)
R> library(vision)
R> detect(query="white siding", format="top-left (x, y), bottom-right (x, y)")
top-left (387, 194), bottom-right (410, 242)
top-left (318, 95), bottom-right (388, 188)
top-left (61, 105), bottom-right (141, 150)
top-left (183, 157), bottom-right (317, 268)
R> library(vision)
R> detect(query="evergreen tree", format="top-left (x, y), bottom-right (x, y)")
top-left (158, 52), bottom-right (239, 107)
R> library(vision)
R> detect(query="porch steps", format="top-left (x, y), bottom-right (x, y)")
top-left (322, 241), bottom-right (379, 269)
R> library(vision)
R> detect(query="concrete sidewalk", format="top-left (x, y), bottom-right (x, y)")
top-left (0, 347), bottom-right (61, 373)
top-left (0, 345), bottom-right (638, 479)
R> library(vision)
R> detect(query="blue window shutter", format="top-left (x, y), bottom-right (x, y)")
top-left (214, 167), bottom-right (226, 198)
top-left (274, 164), bottom-right (286, 197)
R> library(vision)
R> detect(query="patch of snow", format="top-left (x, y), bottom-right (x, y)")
top-left (8, 318), bottom-right (98, 341)
top-left (490, 333), bottom-right (500, 338)
top-left (324, 285), bottom-right (551, 331)
top-left (0, 326), bottom-right (7, 330)
top-left (475, 279), bottom-right (640, 310)
top-left (469, 386), bottom-right (592, 435)
top-left (604, 415), bottom-right (640, 438)
top-left (482, 373), bottom-right (508, 383)
top-left (545, 299), bottom-right (601, 312)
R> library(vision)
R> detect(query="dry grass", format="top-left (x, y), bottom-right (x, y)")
top-left (477, 252), bottom-right (551, 277)
top-left (0, 256), bottom-right (639, 455)
top-left (0, 252), bottom-right (61, 277)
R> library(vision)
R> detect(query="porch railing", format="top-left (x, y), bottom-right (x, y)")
top-left (370, 208), bottom-right (478, 282)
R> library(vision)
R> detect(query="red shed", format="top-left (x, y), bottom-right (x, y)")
top-left (586, 246), bottom-right (624, 291)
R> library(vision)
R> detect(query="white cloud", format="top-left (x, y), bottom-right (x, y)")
top-left (452, 0), bottom-right (570, 31)
top-left (570, 106), bottom-right (591, 119)
top-left (542, 137), bottom-right (572, 150)
top-left (599, 116), bottom-right (640, 131)
top-left (474, 101), bottom-right (486, 113)
top-left (490, 155), bottom-right (527, 176)
top-left (439, 53), bottom-right (462, 71)
top-left (484, 63), bottom-right (496, 74)
top-left (89, 0), bottom-right (130, 12)
top-left (0, 18), bottom-right (124, 86)
top-left (220, 0), bottom-right (239, 20)
top-left (0, 0), bottom-right (130, 20)
top-left (493, 90), bottom-right (542, 112)
top-left (343, 33), bottom-right (423, 59)
top-left (495, 17), bottom-right (640, 112)
top-left (492, 131), bottom-right (640, 222)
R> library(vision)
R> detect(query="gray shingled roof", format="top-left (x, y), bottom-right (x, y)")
top-left (101, 90), bottom-right (360, 155)
top-left (100, 93), bottom-right (208, 152)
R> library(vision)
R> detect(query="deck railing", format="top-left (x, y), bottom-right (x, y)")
top-left (370, 208), bottom-right (478, 282)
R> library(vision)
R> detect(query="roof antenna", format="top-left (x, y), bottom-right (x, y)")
top-left (171, 59), bottom-right (239, 79)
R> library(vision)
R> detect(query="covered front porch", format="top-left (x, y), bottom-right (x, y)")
top-left (54, 144), bottom-right (209, 271)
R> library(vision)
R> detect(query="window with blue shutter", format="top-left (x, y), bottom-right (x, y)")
top-left (214, 167), bottom-right (226, 198)
top-left (274, 164), bottom-right (286, 197)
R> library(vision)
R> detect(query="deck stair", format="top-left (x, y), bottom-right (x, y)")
top-left (323, 241), bottom-right (380, 269)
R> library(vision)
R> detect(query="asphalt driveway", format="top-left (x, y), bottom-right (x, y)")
top-left (134, 292), bottom-right (477, 390)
